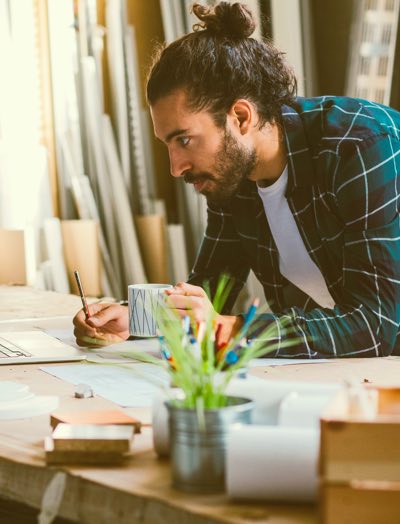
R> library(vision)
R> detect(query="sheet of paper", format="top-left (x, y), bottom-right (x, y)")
top-left (249, 358), bottom-right (333, 367)
top-left (85, 338), bottom-right (161, 364)
top-left (44, 327), bottom-right (161, 363)
top-left (40, 363), bottom-right (169, 407)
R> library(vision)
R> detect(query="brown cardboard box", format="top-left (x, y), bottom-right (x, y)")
top-left (320, 387), bottom-right (400, 523)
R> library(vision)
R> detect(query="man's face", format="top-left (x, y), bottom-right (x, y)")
top-left (151, 90), bottom-right (257, 206)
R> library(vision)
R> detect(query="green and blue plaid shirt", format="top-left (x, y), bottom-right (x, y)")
top-left (188, 96), bottom-right (400, 358)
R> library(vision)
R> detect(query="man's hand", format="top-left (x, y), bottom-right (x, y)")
top-left (73, 303), bottom-right (129, 347)
top-left (165, 282), bottom-right (243, 346)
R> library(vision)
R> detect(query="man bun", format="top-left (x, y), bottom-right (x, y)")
top-left (192, 2), bottom-right (256, 39)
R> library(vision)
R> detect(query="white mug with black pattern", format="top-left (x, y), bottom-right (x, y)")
top-left (128, 284), bottom-right (172, 337)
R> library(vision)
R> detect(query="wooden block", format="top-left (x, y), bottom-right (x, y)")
top-left (44, 437), bottom-right (127, 465)
top-left (320, 387), bottom-right (400, 522)
top-left (50, 409), bottom-right (141, 433)
top-left (51, 423), bottom-right (133, 452)
top-left (321, 419), bottom-right (400, 482)
top-left (321, 482), bottom-right (400, 524)
top-left (321, 389), bottom-right (400, 482)
top-left (377, 387), bottom-right (400, 415)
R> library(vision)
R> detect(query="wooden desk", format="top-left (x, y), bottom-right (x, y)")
top-left (1, 286), bottom-right (399, 524)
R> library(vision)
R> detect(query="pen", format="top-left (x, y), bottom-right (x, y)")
top-left (74, 270), bottom-right (91, 320)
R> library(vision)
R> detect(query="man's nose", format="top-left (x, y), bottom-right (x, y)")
top-left (169, 152), bottom-right (192, 178)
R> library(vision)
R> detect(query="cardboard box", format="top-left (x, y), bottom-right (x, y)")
top-left (320, 387), bottom-right (400, 523)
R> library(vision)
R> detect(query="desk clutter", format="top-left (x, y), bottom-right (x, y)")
top-left (45, 423), bottom-right (134, 465)
top-left (152, 378), bottom-right (340, 500)
top-left (152, 378), bottom-right (400, 523)
top-left (44, 409), bottom-right (142, 465)
top-left (2, 370), bottom-right (400, 522)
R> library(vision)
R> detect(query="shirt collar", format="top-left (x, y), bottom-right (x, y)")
top-left (281, 103), bottom-right (315, 193)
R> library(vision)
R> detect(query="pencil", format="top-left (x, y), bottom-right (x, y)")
top-left (74, 270), bottom-right (91, 320)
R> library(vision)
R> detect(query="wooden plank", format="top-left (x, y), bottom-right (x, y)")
top-left (125, 0), bottom-right (176, 222)
top-left (34, 0), bottom-right (59, 217)
top-left (61, 219), bottom-right (102, 297)
top-left (134, 214), bottom-right (169, 283)
top-left (0, 229), bottom-right (36, 286)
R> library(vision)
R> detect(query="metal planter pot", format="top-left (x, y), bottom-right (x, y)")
top-left (166, 396), bottom-right (254, 493)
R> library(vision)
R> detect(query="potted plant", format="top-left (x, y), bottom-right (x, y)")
top-left (116, 275), bottom-right (298, 493)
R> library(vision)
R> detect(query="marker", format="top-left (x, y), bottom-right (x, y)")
top-left (196, 321), bottom-right (206, 344)
top-left (182, 315), bottom-right (191, 335)
top-left (241, 298), bottom-right (260, 333)
top-left (225, 351), bottom-right (239, 365)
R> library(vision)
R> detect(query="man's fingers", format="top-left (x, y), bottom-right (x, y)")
top-left (73, 302), bottom-right (113, 328)
top-left (167, 282), bottom-right (206, 297)
top-left (72, 308), bottom-right (87, 327)
top-left (87, 304), bottom-right (121, 327)
top-left (165, 295), bottom-right (209, 323)
top-left (74, 325), bottom-right (97, 340)
top-left (76, 335), bottom-right (111, 348)
top-left (165, 294), bottom-right (204, 310)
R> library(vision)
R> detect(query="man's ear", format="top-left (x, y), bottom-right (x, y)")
top-left (227, 99), bottom-right (254, 135)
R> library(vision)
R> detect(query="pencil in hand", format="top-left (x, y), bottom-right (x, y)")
top-left (74, 270), bottom-right (91, 320)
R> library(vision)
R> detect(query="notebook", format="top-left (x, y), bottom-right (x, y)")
top-left (0, 331), bottom-right (86, 365)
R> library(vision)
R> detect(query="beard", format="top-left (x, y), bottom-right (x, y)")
top-left (184, 129), bottom-right (257, 207)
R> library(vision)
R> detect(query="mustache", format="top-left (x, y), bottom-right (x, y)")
top-left (184, 172), bottom-right (214, 184)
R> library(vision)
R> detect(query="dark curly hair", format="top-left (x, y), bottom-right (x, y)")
top-left (146, 1), bottom-right (297, 128)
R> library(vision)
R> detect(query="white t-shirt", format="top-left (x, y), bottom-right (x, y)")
top-left (257, 166), bottom-right (335, 309)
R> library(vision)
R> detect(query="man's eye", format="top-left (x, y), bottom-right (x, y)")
top-left (178, 136), bottom-right (190, 146)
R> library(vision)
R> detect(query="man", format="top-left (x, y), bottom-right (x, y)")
top-left (74, 2), bottom-right (400, 357)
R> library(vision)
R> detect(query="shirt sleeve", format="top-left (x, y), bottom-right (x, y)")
top-left (187, 203), bottom-right (251, 313)
top-left (248, 133), bottom-right (400, 358)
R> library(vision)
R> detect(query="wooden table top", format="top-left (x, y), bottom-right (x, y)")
top-left (1, 286), bottom-right (399, 523)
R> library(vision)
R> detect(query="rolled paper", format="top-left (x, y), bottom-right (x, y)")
top-left (226, 377), bottom-right (340, 425)
top-left (226, 425), bottom-right (319, 501)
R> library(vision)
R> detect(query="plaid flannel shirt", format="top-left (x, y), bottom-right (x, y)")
top-left (188, 96), bottom-right (400, 358)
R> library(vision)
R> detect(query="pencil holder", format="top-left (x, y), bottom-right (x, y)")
top-left (165, 396), bottom-right (254, 493)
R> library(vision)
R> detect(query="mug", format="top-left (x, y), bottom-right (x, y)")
top-left (128, 283), bottom-right (173, 337)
